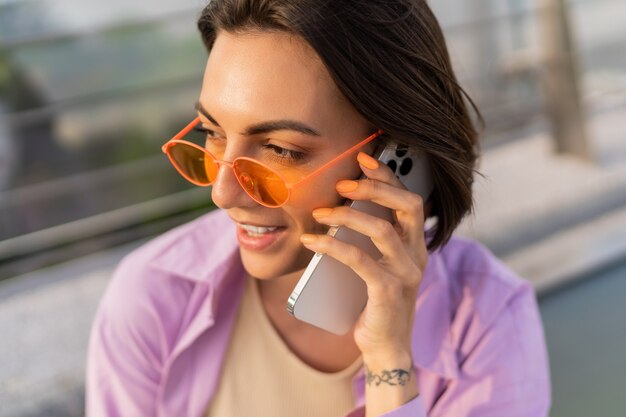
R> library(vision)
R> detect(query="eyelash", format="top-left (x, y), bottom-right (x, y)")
top-left (194, 126), bottom-right (222, 138)
top-left (194, 127), bottom-right (307, 163)
top-left (264, 144), bottom-right (307, 163)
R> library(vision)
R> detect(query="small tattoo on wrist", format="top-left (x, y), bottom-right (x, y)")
top-left (364, 362), bottom-right (414, 386)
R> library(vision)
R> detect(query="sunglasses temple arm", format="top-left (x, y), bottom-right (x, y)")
top-left (162, 117), bottom-right (201, 152)
top-left (290, 130), bottom-right (383, 188)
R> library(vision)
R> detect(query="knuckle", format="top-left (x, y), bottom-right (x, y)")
top-left (366, 178), bottom-right (379, 194)
top-left (383, 282), bottom-right (403, 299)
top-left (334, 206), bottom-right (349, 217)
top-left (373, 218), bottom-right (393, 237)
top-left (409, 193), bottom-right (424, 212)
top-left (418, 253), bottom-right (429, 269)
top-left (350, 246), bottom-right (368, 265)
top-left (317, 235), bottom-right (332, 249)
top-left (407, 268), bottom-right (423, 287)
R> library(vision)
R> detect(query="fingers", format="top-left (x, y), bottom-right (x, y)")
top-left (311, 206), bottom-right (409, 264)
top-left (356, 151), bottom-right (406, 189)
top-left (299, 149), bottom-right (430, 295)
top-left (300, 231), bottom-right (393, 292)
top-left (300, 217), bottom-right (423, 292)
top-left (338, 152), bottom-right (427, 254)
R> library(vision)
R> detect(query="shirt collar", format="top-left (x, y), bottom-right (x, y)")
top-left (149, 209), bottom-right (240, 289)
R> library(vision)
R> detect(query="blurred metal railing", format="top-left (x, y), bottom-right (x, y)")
top-left (0, 188), bottom-right (210, 260)
top-left (0, 73), bottom-right (201, 128)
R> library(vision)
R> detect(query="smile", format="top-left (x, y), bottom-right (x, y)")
top-left (238, 224), bottom-right (283, 235)
top-left (236, 224), bottom-right (287, 251)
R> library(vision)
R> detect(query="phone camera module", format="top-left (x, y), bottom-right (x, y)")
top-left (395, 146), bottom-right (408, 158)
top-left (399, 158), bottom-right (413, 176)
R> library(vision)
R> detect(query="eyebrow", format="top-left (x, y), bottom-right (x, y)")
top-left (194, 101), bottom-right (321, 137)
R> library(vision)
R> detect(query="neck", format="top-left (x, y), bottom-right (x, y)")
top-left (247, 268), bottom-right (363, 373)
top-left (252, 267), bottom-right (342, 337)
top-left (253, 268), bottom-right (304, 314)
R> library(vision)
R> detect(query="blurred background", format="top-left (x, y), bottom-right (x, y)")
top-left (1, 0), bottom-right (625, 416)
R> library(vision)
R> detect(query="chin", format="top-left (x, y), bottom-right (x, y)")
top-left (238, 244), bottom-right (314, 280)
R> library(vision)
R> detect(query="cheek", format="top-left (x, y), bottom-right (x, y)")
top-left (283, 156), bottom-right (364, 230)
top-left (289, 158), bottom-right (363, 207)
top-left (289, 177), bottom-right (344, 211)
top-left (282, 181), bottom-right (342, 235)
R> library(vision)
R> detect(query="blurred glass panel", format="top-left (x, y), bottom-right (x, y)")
top-left (0, 0), bottom-right (200, 40)
top-left (0, 0), bottom-right (210, 275)
top-left (540, 259), bottom-right (626, 417)
top-left (571, 0), bottom-right (626, 109)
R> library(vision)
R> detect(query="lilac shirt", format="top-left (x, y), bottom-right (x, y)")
top-left (86, 208), bottom-right (551, 417)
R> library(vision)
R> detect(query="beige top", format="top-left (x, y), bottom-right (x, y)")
top-left (205, 275), bottom-right (364, 417)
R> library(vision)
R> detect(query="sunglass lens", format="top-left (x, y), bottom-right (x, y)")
top-left (233, 159), bottom-right (289, 207)
top-left (168, 143), bottom-right (217, 185)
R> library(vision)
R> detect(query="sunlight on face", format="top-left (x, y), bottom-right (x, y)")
top-left (198, 30), bottom-right (377, 283)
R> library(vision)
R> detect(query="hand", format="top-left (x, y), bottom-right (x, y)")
top-left (299, 151), bottom-right (429, 361)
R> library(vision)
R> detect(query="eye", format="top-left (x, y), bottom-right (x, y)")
top-left (262, 144), bottom-right (307, 163)
top-left (194, 126), bottom-right (221, 139)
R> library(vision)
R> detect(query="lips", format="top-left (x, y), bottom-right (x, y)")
top-left (236, 223), bottom-right (287, 251)
top-left (230, 216), bottom-right (285, 228)
top-left (239, 224), bottom-right (285, 234)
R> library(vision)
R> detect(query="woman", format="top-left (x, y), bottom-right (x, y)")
top-left (86, 1), bottom-right (551, 416)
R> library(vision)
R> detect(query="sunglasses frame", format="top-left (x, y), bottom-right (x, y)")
top-left (161, 116), bottom-right (383, 208)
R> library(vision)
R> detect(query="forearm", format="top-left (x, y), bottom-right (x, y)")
top-left (363, 351), bottom-right (419, 417)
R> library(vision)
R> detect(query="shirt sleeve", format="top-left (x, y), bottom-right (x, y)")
top-left (344, 394), bottom-right (427, 417)
top-left (426, 283), bottom-right (552, 417)
top-left (352, 283), bottom-right (551, 417)
top-left (85, 258), bottom-right (168, 417)
top-left (380, 394), bottom-right (428, 417)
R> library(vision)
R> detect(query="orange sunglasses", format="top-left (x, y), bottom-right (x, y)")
top-left (161, 116), bottom-right (383, 208)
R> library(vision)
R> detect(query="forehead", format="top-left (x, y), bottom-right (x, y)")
top-left (200, 30), bottom-right (346, 132)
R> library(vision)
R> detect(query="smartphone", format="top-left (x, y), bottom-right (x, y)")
top-left (286, 142), bottom-right (434, 335)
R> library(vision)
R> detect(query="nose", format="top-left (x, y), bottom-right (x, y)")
top-left (210, 158), bottom-right (259, 210)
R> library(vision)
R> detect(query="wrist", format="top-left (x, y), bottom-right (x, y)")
top-left (362, 350), bottom-right (419, 417)
top-left (362, 349), bottom-right (414, 371)
top-left (363, 351), bottom-right (415, 385)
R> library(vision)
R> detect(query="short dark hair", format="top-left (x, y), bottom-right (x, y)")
top-left (197, 0), bottom-right (483, 252)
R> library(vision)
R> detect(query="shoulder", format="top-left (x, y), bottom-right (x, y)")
top-left (436, 234), bottom-right (535, 320)
top-left (414, 236), bottom-right (551, 413)
top-left (436, 235), bottom-right (548, 379)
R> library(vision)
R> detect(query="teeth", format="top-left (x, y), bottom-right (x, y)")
top-left (239, 224), bottom-right (280, 234)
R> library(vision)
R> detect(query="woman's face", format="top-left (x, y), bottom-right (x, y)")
top-left (198, 30), bottom-right (376, 280)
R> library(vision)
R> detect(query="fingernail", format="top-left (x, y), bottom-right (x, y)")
top-left (300, 234), bottom-right (318, 244)
top-left (357, 152), bottom-right (379, 170)
top-left (336, 180), bottom-right (358, 193)
top-left (312, 208), bottom-right (333, 218)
